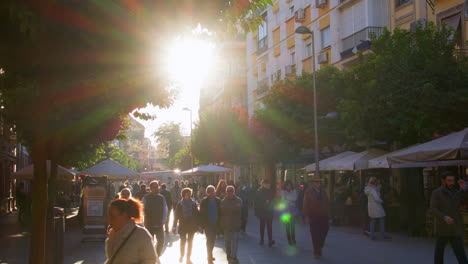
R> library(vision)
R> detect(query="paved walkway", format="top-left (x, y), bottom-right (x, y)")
top-left (0, 209), bottom-right (464, 264)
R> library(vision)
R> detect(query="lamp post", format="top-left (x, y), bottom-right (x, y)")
top-left (295, 26), bottom-right (320, 177)
top-left (183, 107), bottom-right (194, 171)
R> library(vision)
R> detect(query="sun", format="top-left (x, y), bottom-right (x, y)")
top-left (166, 37), bottom-right (216, 89)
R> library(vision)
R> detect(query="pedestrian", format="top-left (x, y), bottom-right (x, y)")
top-left (236, 179), bottom-right (250, 234)
top-left (221, 186), bottom-right (243, 263)
top-left (216, 180), bottom-right (227, 200)
top-left (142, 181), bottom-right (167, 257)
top-left (430, 171), bottom-right (468, 264)
top-left (282, 180), bottom-right (299, 245)
top-left (173, 188), bottom-right (200, 264)
top-left (189, 179), bottom-right (199, 200)
top-left (303, 175), bottom-right (329, 259)
top-left (135, 184), bottom-right (149, 200)
top-left (254, 179), bottom-right (275, 247)
top-left (296, 181), bottom-right (307, 224)
top-left (119, 188), bottom-right (132, 200)
top-left (105, 198), bottom-right (159, 264)
top-left (199, 185), bottom-right (221, 264)
top-left (159, 183), bottom-right (173, 232)
top-left (171, 180), bottom-right (183, 208)
top-left (365, 177), bottom-right (391, 241)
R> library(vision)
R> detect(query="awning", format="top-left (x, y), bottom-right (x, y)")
top-left (368, 145), bottom-right (420, 169)
top-left (14, 161), bottom-right (75, 181)
top-left (327, 149), bottom-right (388, 171)
top-left (305, 151), bottom-right (356, 172)
top-left (181, 165), bottom-right (232, 175)
top-left (81, 159), bottom-right (139, 180)
top-left (391, 160), bottom-right (468, 168)
top-left (388, 127), bottom-right (468, 165)
top-left (442, 14), bottom-right (461, 30)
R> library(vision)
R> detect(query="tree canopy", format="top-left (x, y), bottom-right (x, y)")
top-left (153, 122), bottom-right (185, 167)
top-left (339, 22), bottom-right (468, 146)
top-left (72, 142), bottom-right (139, 172)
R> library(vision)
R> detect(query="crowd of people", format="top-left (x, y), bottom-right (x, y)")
top-left (104, 171), bottom-right (468, 264)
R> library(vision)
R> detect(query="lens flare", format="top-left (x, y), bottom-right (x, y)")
top-left (280, 213), bottom-right (292, 224)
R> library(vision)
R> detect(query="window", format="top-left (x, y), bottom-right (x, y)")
top-left (305, 42), bottom-right (313, 57)
top-left (290, 50), bottom-right (296, 65)
top-left (257, 14), bottom-right (268, 52)
top-left (321, 26), bottom-right (331, 49)
top-left (395, 0), bottom-right (411, 7)
top-left (289, 5), bottom-right (295, 17)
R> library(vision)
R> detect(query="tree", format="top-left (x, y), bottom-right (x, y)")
top-left (153, 122), bottom-right (185, 167)
top-left (0, 1), bottom-right (271, 262)
top-left (255, 66), bottom-right (347, 156)
top-left (72, 142), bottom-right (139, 172)
top-left (171, 145), bottom-right (198, 171)
top-left (339, 22), bottom-right (468, 147)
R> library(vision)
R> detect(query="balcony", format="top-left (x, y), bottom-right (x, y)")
top-left (255, 78), bottom-right (269, 99)
top-left (340, 27), bottom-right (384, 59)
top-left (257, 37), bottom-right (268, 55)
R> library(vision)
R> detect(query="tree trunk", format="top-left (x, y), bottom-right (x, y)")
top-left (29, 144), bottom-right (48, 264)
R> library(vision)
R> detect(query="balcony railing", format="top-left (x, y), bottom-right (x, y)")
top-left (255, 78), bottom-right (269, 98)
top-left (341, 27), bottom-right (383, 59)
top-left (257, 37), bottom-right (268, 55)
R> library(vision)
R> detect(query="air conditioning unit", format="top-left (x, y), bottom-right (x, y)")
top-left (294, 8), bottom-right (306, 23)
top-left (285, 65), bottom-right (296, 75)
top-left (316, 0), bottom-right (327, 8)
top-left (318, 52), bottom-right (329, 64)
top-left (410, 18), bottom-right (427, 33)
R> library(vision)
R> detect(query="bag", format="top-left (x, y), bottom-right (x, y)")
top-left (108, 226), bottom-right (137, 264)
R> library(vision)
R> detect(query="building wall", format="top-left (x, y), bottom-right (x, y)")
top-left (246, 0), bottom-right (391, 117)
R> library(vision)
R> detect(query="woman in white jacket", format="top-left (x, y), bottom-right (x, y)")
top-left (364, 177), bottom-right (391, 240)
top-left (105, 198), bottom-right (159, 264)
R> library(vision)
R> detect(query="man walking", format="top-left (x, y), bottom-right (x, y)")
top-left (143, 181), bottom-right (168, 257)
top-left (134, 184), bottom-right (148, 200)
top-left (303, 175), bottom-right (330, 259)
top-left (221, 186), bottom-right (243, 263)
top-left (160, 183), bottom-right (173, 232)
top-left (430, 171), bottom-right (467, 264)
top-left (171, 180), bottom-right (182, 208)
top-left (200, 185), bottom-right (221, 264)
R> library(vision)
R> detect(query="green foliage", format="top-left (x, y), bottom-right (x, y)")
top-left (255, 66), bottom-right (347, 154)
top-left (339, 22), bottom-right (468, 146)
top-left (171, 145), bottom-right (199, 171)
top-left (153, 122), bottom-right (185, 164)
top-left (72, 142), bottom-right (139, 172)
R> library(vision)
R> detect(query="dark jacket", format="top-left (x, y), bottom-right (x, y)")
top-left (254, 187), bottom-right (275, 219)
top-left (160, 189), bottom-right (173, 210)
top-left (430, 186), bottom-right (466, 237)
top-left (221, 196), bottom-right (243, 232)
top-left (303, 187), bottom-right (329, 218)
top-left (143, 193), bottom-right (167, 228)
top-left (173, 199), bottom-right (199, 234)
top-left (199, 197), bottom-right (221, 229)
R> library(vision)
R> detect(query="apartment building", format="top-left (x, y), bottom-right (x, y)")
top-left (246, 0), bottom-right (390, 118)
top-left (200, 39), bottom-right (248, 119)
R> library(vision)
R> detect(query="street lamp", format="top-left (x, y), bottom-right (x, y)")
top-left (295, 26), bottom-right (320, 178)
top-left (182, 107), bottom-right (194, 171)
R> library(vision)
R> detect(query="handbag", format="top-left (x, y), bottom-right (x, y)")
top-left (108, 226), bottom-right (137, 264)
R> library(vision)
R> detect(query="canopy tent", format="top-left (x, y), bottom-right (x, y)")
top-left (387, 127), bottom-right (468, 167)
top-left (81, 159), bottom-right (139, 180)
top-left (368, 145), bottom-right (420, 169)
top-left (181, 165), bottom-right (232, 175)
top-left (326, 149), bottom-right (388, 171)
top-left (13, 161), bottom-right (75, 181)
top-left (305, 151), bottom-right (356, 172)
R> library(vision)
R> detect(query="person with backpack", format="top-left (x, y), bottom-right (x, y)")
top-left (143, 181), bottom-right (167, 257)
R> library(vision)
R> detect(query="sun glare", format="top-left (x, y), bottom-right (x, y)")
top-left (167, 37), bottom-right (215, 88)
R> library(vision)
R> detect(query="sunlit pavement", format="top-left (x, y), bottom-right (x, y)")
top-left (0, 209), bottom-right (464, 264)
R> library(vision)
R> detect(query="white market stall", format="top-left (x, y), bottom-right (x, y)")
top-left (387, 127), bottom-right (468, 168)
top-left (80, 159), bottom-right (139, 180)
top-left (182, 165), bottom-right (233, 185)
top-left (304, 151), bottom-right (356, 172)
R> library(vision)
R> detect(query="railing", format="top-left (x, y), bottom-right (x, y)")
top-left (342, 26), bottom-right (384, 52)
top-left (255, 78), bottom-right (269, 98)
top-left (257, 37), bottom-right (268, 54)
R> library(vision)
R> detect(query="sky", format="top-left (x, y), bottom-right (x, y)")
top-left (134, 33), bottom-right (216, 145)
